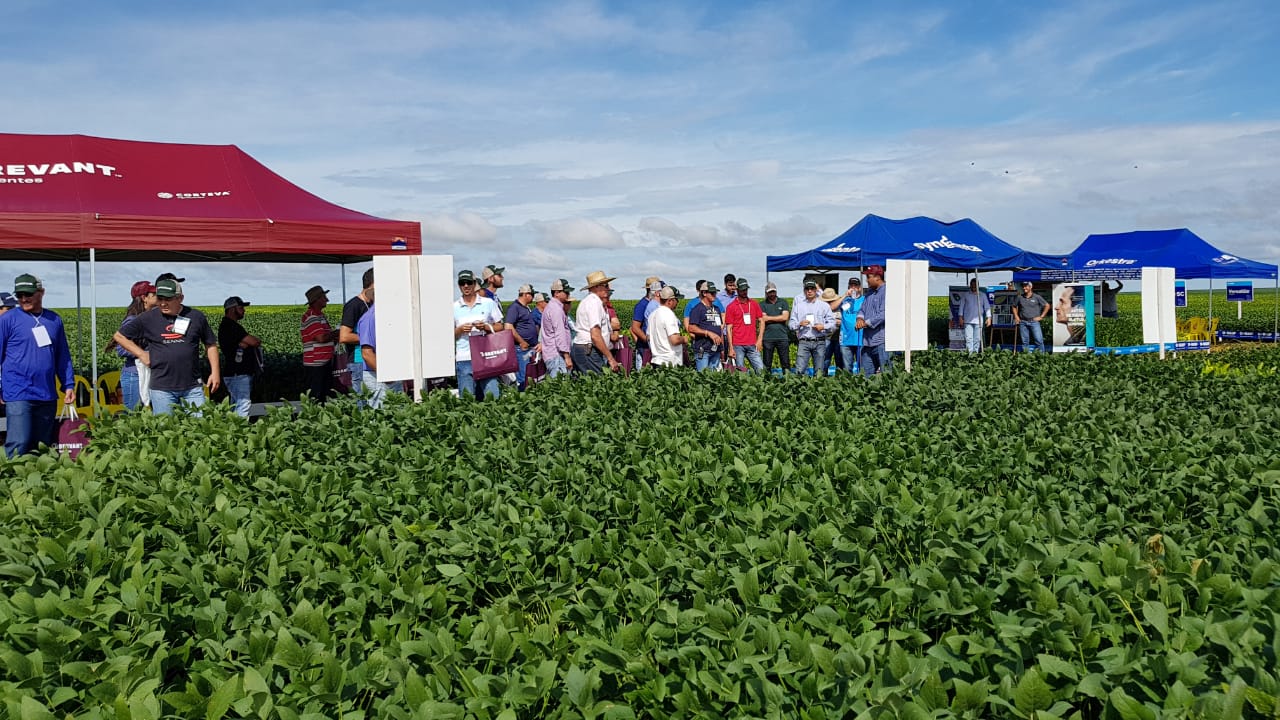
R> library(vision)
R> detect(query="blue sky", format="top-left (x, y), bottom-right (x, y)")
top-left (4, 0), bottom-right (1279, 305)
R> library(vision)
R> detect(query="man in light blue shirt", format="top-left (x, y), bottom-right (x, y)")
top-left (856, 265), bottom-right (891, 375)
top-left (958, 278), bottom-right (991, 354)
top-left (788, 280), bottom-right (835, 376)
top-left (837, 277), bottom-right (865, 373)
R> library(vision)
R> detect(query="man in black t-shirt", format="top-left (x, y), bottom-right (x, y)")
top-left (113, 278), bottom-right (220, 415)
top-left (218, 296), bottom-right (261, 418)
top-left (339, 268), bottom-right (375, 395)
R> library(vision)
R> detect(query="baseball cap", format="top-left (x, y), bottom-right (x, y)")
top-left (518, 284), bottom-right (534, 294)
top-left (695, 279), bottom-right (709, 292)
top-left (648, 280), bottom-right (665, 294)
top-left (865, 265), bottom-right (885, 277)
top-left (849, 276), bottom-right (862, 286)
top-left (644, 275), bottom-right (662, 287)
top-left (658, 285), bottom-right (683, 300)
top-left (703, 282), bottom-right (719, 294)
top-left (803, 279), bottom-right (818, 289)
top-left (156, 278), bottom-right (182, 298)
top-left (482, 265), bottom-right (505, 280)
top-left (532, 292), bottom-right (548, 303)
top-left (224, 296), bottom-right (251, 310)
top-left (14, 274), bottom-right (42, 294)
top-left (305, 285), bottom-right (329, 303)
top-left (155, 272), bottom-right (186, 284)
top-left (458, 269), bottom-right (478, 284)
top-left (765, 281), bottom-right (778, 293)
top-left (736, 279), bottom-right (750, 291)
top-left (130, 281), bottom-right (157, 298)
top-left (550, 278), bottom-right (574, 293)
top-left (0, 292), bottom-right (17, 308)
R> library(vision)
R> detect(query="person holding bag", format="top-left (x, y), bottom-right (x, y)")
top-left (453, 269), bottom-right (506, 400)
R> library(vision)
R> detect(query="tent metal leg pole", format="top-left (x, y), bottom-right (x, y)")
top-left (1274, 275), bottom-right (1278, 342)
top-left (1208, 277), bottom-right (1213, 352)
top-left (341, 263), bottom-right (347, 305)
top-left (90, 249), bottom-right (98, 415)
top-left (75, 260), bottom-right (83, 370)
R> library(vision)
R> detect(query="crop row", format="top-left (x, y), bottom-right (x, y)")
top-left (3, 348), bottom-right (1279, 717)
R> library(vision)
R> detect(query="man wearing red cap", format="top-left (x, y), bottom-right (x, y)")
top-left (855, 265), bottom-right (891, 375)
top-left (113, 280), bottom-right (158, 410)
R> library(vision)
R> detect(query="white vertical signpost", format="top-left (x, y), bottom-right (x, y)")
top-left (374, 255), bottom-right (456, 398)
top-left (886, 259), bottom-right (929, 372)
top-left (1141, 267), bottom-right (1177, 359)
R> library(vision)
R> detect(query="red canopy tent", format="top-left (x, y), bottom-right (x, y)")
top-left (0, 133), bottom-right (422, 410)
top-left (0, 132), bottom-right (421, 262)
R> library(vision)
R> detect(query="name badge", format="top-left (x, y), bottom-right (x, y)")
top-left (172, 316), bottom-right (191, 335)
top-left (743, 314), bottom-right (752, 325)
top-left (32, 325), bottom-right (52, 347)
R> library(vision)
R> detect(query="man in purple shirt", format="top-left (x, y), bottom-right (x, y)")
top-left (855, 265), bottom-right (891, 375)
top-left (540, 278), bottom-right (575, 377)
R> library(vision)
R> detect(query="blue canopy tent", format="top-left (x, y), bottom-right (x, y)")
top-left (1013, 229), bottom-right (1279, 340)
top-left (766, 214), bottom-right (1068, 274)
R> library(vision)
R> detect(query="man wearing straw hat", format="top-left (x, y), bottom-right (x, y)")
top-left (572, 271), bottom-right (621, 374)
top-left (0, 274), bottom-right (75, 457)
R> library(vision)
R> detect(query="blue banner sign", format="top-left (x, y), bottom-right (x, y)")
top-left (1175, 281), bottom-right (1186, 307)
top-left (1226, 281), bottom-right (1253, 302)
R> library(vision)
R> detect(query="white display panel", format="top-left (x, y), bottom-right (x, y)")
top-left (885, 259), bottom-right (929, 352)
top-left (1141, 266), bottom-right (1176, 347)
top-left (373, 255), bottom-right (456, 382)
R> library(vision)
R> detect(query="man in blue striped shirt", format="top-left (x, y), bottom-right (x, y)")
top-left (856, 265), bottom-right (891, 375)
top-left (789, 280), bottom-right (835, 376)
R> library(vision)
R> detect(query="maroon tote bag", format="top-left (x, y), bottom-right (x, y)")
top-left (469, 332), bottom-right (519, 381)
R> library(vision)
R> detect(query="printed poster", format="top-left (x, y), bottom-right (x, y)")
top-left (1051, 283), bottom-right (1095, 352)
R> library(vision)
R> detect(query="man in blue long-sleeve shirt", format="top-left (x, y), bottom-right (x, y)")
top-left (855, 265), bottom-right (891, 376)
top-left (0, 274), bottom-right (75, 457)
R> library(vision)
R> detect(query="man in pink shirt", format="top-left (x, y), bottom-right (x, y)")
top-left (724, 278), bottom-right (765, 371)
top-left (539, 278), bottom-right (575, 377)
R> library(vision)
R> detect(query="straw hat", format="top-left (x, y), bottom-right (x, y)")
top-left (819, 288), bottom-right (840, 303)
top-left (584, 270), bottom-right (616, 289)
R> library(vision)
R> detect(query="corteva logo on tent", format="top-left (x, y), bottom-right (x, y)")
top-left (0, 161), bottom-right (120, 185)
top-left (914, 235), bottom-right (981, 252)
top-left (156, 191), bottom-right (232, 199)
top-left (1084, 258), bottom-right (1137, 267)
top-left (824, 242), bottom-right (861, 253)
top-left (391, 237), bottom-right (408, 250)
top-left (1212, 254), bottom-right (1240, 264)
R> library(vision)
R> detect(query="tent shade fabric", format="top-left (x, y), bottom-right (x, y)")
top-left (1013, 229), bottom-right (1277, 282)
top-left (766, 214), bottom-right (1068, 273)
top-left (0, 133), bottom-right (421, 262)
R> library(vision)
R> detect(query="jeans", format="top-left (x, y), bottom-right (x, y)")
top-left (1019, 320), bottom-right (1046, 353)
top-left (151, 386), bottom-right (206, 416)
top-left (362, 369), bottom-right (390, 408)
top-left (695, 349), bottom-right (722, 371)
top-left (964, 323), bottom-right (984, 354)
top-left (571, 344), bottom-right (605, 375)
top-left (120, 367), bottom-right (140, 410)
top-left (840, 346), bottom-right (861, 374)
top-left (515, 346), bottom-right (538, 390)
top-left (795, 338), bottom-right (827, 376)
top-left (730, 344), bottom-right (764, 371)
top-left (456, 360), bottom-right (500, 400)
top-left (762, 338), bottom-right (790, 371)
top-left (4, 400), bottom-right (57, 457)
top-left (546, 353), bottom-right (570, 378)
top-left (224, 375), bottom-right (252, 418)
top-left (860, 345), bottom-right (892, 376)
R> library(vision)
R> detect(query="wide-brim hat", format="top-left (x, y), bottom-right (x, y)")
top-left (819, 288), bottom-right (840, 303)
top-left (305, 285), bottom-right (329, 303)
top-left (584, 270), bottom-right (616, 289)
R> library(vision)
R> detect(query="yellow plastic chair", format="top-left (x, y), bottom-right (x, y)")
top-left (56, 375), bottom-right (94, 415)
top-left (1176, 318), bottom-right (1190, 340)
top-left (1185, 317), bottom-right (1208, 341)
top-left (1206, 317), bottom-right (1220, 343)
top-left (97, 371), bottom-right (125, 415)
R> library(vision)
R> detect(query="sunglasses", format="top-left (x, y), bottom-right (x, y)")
top-left (16, 292), bottom-right (35, 298)
top-left (459, 280), bottom-right (475, 286)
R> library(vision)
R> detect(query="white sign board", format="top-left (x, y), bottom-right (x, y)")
top-left (885, 259), bottom-right (929, 352)
top-left (1141, 266), bottom-right (1176, 352)
top-left (373, 255), bottom-right (456, 383)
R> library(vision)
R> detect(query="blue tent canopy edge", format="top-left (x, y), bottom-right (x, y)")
top-left (766, 214), bottom-right (1068, 273)
top-left (1013, 228), bottom-right (1277, 282)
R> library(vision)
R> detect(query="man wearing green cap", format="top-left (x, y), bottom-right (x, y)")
top-left (113, 278), bottom-right (221, 414)
top-left (0, 274), bottom-right (75, 457)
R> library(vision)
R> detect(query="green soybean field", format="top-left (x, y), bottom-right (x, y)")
top-left (4, 347), bottom-right (1280, 718)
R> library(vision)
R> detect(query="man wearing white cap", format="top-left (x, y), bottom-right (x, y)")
top-left (630, 276), bottom-right (663, 369)
top-left (541, 279), bottom-right (575, 377)
top-left (572, 271), bottom-right (621, 374)
top-left (647, 286), bottom-right (686, 367)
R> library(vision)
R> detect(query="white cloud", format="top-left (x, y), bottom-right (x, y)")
top-left (421, 212), bottom-right (499, 245)
top-left (527, 218), bottom-right (624, 249)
